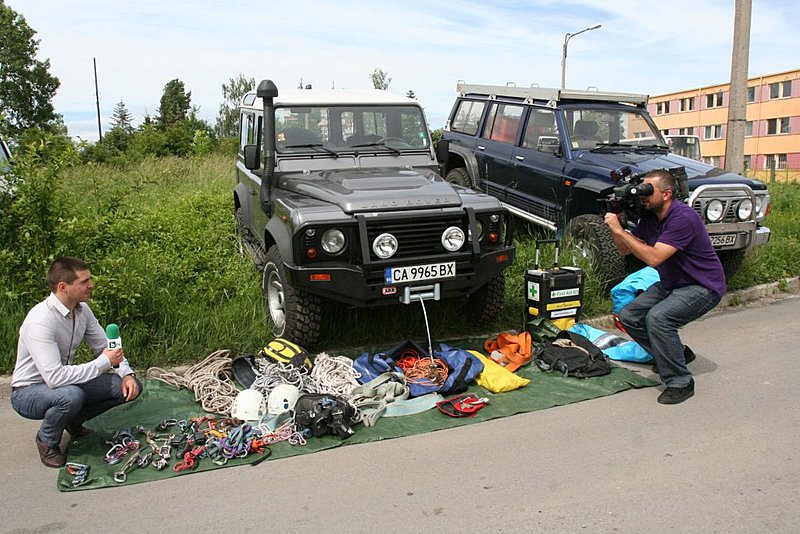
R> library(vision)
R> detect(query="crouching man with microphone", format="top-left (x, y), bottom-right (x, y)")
top-left (11, 256), bottom-right (143, 468)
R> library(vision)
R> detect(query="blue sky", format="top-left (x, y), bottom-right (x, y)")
top-left (9, 0), bottom-right (800, 142)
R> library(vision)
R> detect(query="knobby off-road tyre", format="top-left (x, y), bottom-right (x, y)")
top-left (445, 167), bottom-right (473, 189)
top-left (466, 273), bottom-right (505, 325)
top-left (564, 214), bottom-right (627, 288)
top-left (717, 249), bottom-right (746, 282)
top-left (235, 207), bottom-right (266, 270)
top-left (262, 245), bottom-right (322, 347)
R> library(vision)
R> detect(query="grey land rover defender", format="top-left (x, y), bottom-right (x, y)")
top-left (234, 80), bottom-right (515, 346)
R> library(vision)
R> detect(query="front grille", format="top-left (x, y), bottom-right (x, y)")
top-left (365, 214), bottom-right (466, 261)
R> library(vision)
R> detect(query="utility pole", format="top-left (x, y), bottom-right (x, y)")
top-left (725, 0), bottom-right (751, 174)
top-left (94, 58), bottom-right (103, 141)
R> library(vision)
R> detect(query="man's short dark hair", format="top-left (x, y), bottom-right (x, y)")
top-left (47, 256), bottom-right (90, 292)
top-left (647, 169), bottom-right (678, 196)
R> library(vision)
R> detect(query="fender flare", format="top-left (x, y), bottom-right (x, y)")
top-left (265, 213), bottom-right (296, 267)
top-left (447, 144), bottom-right (481, 188)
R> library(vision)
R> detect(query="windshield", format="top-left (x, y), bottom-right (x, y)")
top-left (564, 106), bottom-right (664, 150)
top-left (275, 105), bottom-right (429, 155)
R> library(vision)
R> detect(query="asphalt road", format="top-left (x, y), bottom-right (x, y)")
top-left (1, 294), bottom-right (799, 533)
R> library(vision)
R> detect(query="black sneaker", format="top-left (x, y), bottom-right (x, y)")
top-left (657, 379), bottom-right (695, 404)
top-left (652, 345), bottom-right (696, 373)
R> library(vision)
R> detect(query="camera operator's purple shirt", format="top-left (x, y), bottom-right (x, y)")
top-left (632, 200), bottom-right (727, 298)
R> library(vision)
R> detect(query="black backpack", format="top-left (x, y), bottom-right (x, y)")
top-left (533, 330), bottom-right (613, 378)
top-left (293, 394), bottom-right (357, 440)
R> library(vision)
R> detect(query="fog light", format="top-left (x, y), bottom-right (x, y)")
top-left (705, 199), bottom-right (724, 222)
top-left (736, 199), bottom-right (753, 221)
top-left (373, 233), bottom-right (398, 259)
top-left (306, 247), bottom-right (318, 259)
top-left (441, 226), bottom-right (465, 251)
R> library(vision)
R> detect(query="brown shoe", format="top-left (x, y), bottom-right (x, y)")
top-left (65, 422), bottom-right (94, 438)
top-left (35, 433), bottom-right (66, 468)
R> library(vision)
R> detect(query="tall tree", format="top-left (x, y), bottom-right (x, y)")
top-left (215, 73), bottom-right (254, 138)
top-left (156, 79), bottom-right (191, 130)
top-left (0, 1), bottom-right (60, 138)
top-left (369, 68), bottom-right (391, 90)
top-left (109, 100), bottom-right (134, 133)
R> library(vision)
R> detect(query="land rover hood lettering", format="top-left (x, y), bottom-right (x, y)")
top-left (280, 169), bottom-right (463, 213)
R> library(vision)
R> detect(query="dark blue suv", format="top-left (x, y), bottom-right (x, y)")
top-left (440, 83), bottom-right (771, 284)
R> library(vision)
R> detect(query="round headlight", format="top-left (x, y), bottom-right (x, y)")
top-left (372, 233), bottom-right (398, 259)
top-left (754, 195), bottom-right (764, 214)
top-left (321, 229), bottom-right (345, 254)
top-left (736, 199), bottom-right (753, 221)
top-left (705, 199), bottom-right (724, 222)
top-left (441, 226), bottom-right (466, 251)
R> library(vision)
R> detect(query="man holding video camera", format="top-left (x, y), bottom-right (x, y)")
top-left (604, 169), bottom-right (726, 404)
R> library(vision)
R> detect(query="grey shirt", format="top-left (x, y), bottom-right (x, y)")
top-left (12, 293), bottom-right (135, 388)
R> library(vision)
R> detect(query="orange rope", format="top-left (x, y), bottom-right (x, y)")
top-left (396, 354), bottom-right (449, 387)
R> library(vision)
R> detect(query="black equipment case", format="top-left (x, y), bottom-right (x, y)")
top-left (525, 239), bottom-right (584, 330)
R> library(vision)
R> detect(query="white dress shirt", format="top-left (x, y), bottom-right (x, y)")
top-left (12, 293), bottom-right (135, 388)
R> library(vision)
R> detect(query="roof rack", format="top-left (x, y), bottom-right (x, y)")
top-left (455, 82), bottom-right (649, 106)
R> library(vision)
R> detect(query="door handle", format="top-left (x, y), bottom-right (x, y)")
top-left (515, 155), bottom-right (525, 161)
top-left (477, 145), bottom-right (485, 151)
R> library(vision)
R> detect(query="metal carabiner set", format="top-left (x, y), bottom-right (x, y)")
top-left (105, 416), bottom-right (300, 483)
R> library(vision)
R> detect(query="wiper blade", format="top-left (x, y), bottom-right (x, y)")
top-left (284, 143), bottom-right (339, 157)
top-left (350, 141), bottom-right (402, 155)
top-left (590, 142), bottom-right (635, 153)
top-left (635, 144), bottom-right (669, 153)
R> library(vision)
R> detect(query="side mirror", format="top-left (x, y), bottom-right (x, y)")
top-left (243, 144), bottom-right (260, 170)
top-left (436, 138), bottom-right (450, 165)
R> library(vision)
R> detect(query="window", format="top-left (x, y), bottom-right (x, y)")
top-left (482, 103), bottom-right (524, 144)
top-left (678, 127), bottom-right (695, 136)
top-left (765, 154), bottom-right (787, 170)
top-left (747, 86), bottom-right (756, 103)
top-left (704, 125), bottom-right (723, 140)
top-left (679, 97), bottom-right (695, 112)
top-left (745, 121), bottom-right (753, 137)
top-left (656, 101), bottom-right (671, 114)
top-left (662, 129), bottom-right (669, 136)
top-left (451, 100), bottom-right (486, 135)
top-left (767, 117), bottom-right (790, 135)
top-left (239, 112), bottom-right (256, 149)
top-left (743, 155), bottom-right (751, 170)
top-left (706, 92), bottom-right (723, 108)
top-left (521, 108), bottom-right (560, 153)
top-left (769, 81), bottom-right (792, 99)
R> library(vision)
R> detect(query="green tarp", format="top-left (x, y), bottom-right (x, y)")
top-left (58, 353), bottom-right (657, 491)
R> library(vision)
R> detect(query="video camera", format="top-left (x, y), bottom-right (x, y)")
top-left (599, 166), bottom-right (689, 215)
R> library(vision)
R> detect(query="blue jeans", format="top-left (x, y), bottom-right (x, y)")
top-left (618, 282), bottom-right (721, 388)
top-left (10, 373), bottom-right (143, 447)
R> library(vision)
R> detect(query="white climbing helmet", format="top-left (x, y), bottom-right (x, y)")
top-left (231, 388), bottom-right (265, 422)
top-left (267, 384), bottom-right (301, 415)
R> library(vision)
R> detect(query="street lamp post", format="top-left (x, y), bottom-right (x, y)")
top-left (561, 24), bottom-right (602, 89)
